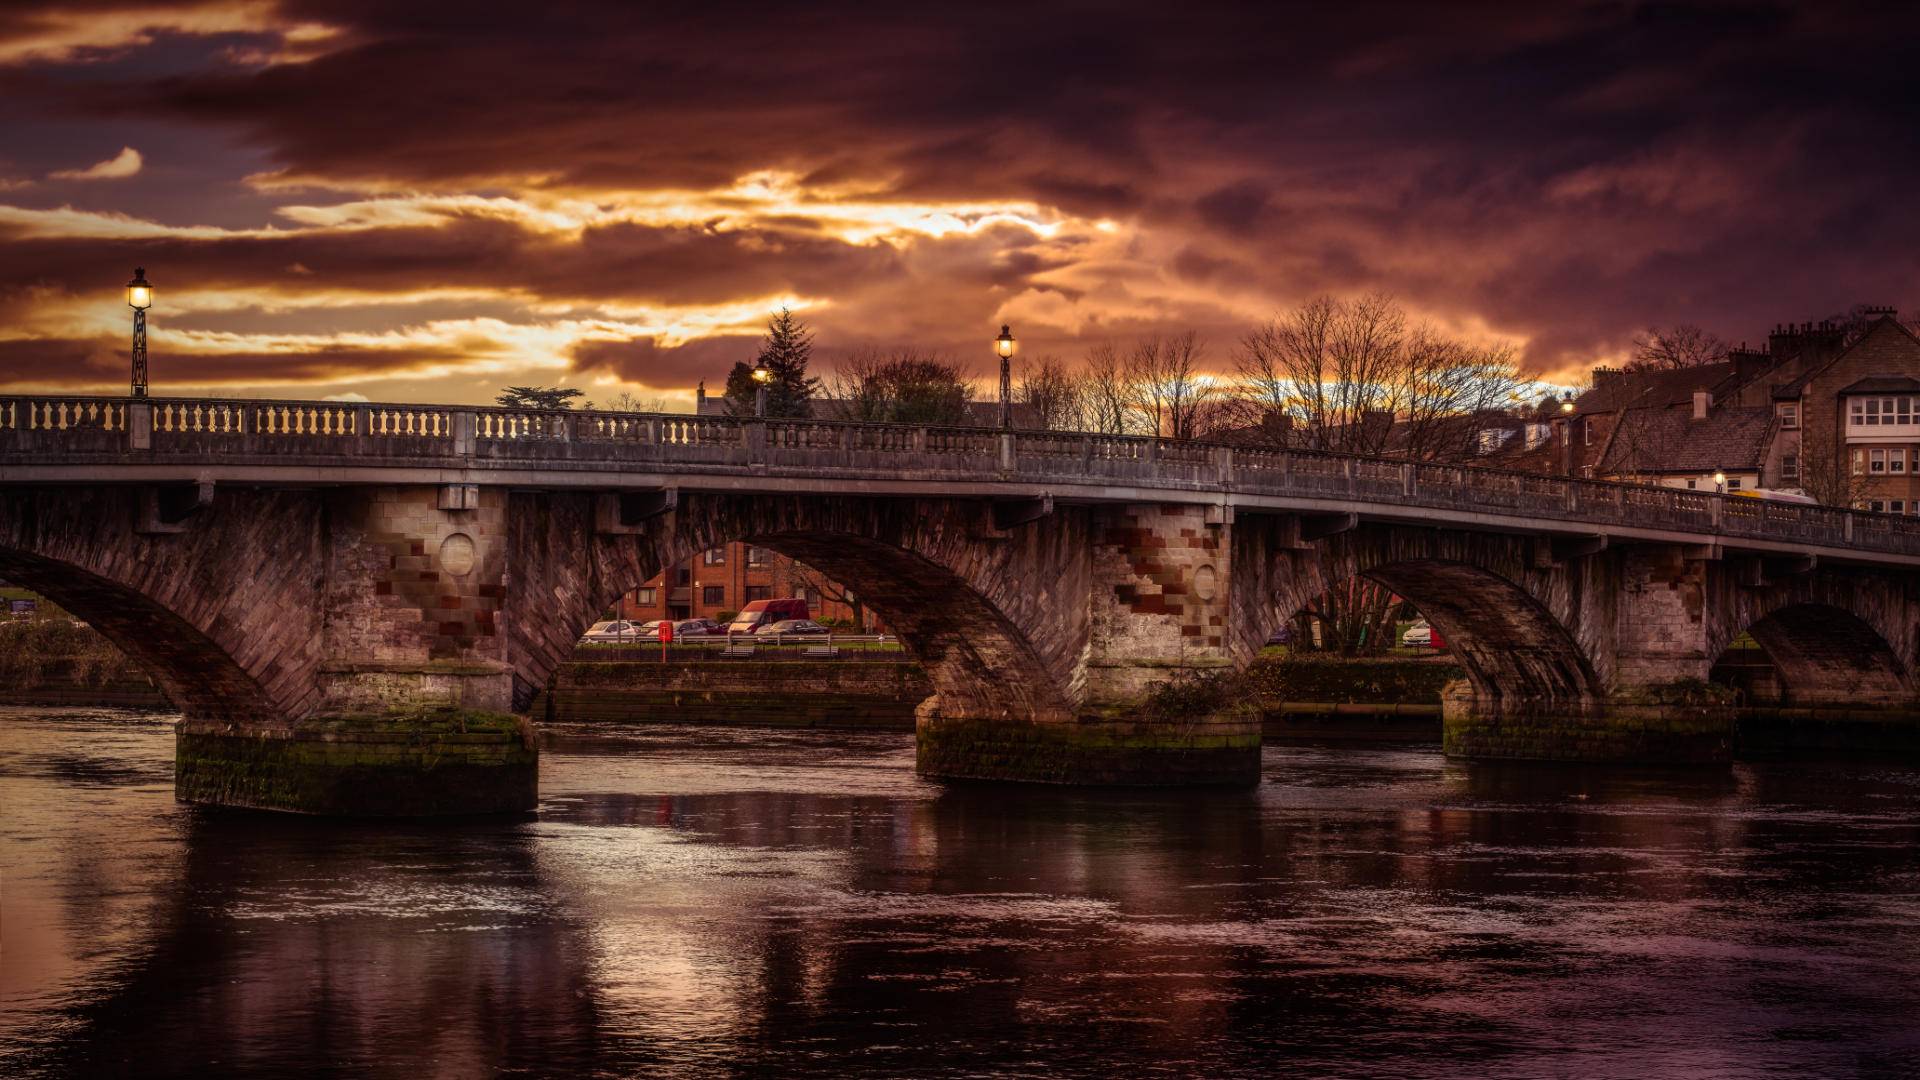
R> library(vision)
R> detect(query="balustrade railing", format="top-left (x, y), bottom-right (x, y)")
top-left (6, 394), bottom-right (1920, 557)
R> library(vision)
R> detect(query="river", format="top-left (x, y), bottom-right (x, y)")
top-left (3, 707), bottom-right (1919, 1078)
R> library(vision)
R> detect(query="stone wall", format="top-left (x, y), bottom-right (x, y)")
top-left (533, 660), bottom-right (932, 728)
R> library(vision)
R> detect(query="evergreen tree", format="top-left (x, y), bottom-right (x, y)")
top-left (495, 386), bottom-right (584, 410)
top-left (723, 308), bottom-right (821, 418)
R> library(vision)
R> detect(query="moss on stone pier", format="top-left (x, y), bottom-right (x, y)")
top-left (176, 708), bottom-right (538, 816)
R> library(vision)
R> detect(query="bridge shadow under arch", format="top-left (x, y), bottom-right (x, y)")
top-left (1710, 603), bottom-right (1912, 707)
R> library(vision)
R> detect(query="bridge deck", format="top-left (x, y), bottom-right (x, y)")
top-left (4, 395), bottom-right (1914, 565)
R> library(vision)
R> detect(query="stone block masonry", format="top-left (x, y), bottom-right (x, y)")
top-left (175, 714), bottom-right (536, 816)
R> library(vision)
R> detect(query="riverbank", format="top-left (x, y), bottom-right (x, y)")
top-left (0, 621), bottom-right (1461, 736)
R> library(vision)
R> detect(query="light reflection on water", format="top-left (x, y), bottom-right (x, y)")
top-left (4, 707), bottom-right (1920, 1078)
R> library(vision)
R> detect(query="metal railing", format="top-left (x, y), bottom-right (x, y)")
top-left (5, 394), bottom-right (1918, 557)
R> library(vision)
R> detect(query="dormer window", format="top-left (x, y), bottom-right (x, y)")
top-left (1779, 403), bottom-right (1799, 429)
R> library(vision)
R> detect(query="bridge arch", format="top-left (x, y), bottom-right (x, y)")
top-left (1236, 522), bottom-right (1606, 714)
top-left (506, 493), bottom-right (1089, 723)
top-left (0, 487), bottom-right (325, 723)
top-left (1710, 602), bottom-right (1912, 706)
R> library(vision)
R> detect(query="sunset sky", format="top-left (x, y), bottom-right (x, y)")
top-left (2, 1), bottom-right (1916, 408)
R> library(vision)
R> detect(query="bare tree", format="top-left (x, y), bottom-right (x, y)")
top-left (1287, 578), bottom-right (1415, 656)
top-left (1081, 341), bottom-right (1142, 435)
top-left (1126, 331), bottom-right (1220, 441)
top-left (1630, 324), bottom-right (1727, 371)
top-left (779, 556), bottom-right (869, 631)
top-left (1797, 431), bottom-right (1880, 508)
top-left (1015, 355), bottom-right (1085, 431)
top-left (603, 389), bottom-right (672, 413)
top-left (1232, 293), bottom-right (1528, 460)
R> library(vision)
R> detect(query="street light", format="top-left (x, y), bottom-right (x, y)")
top-left (1713, 469), bottom-right (1727, 494)
top-left (995, 324), bottom-right (1016, 429)
top-left (127, 267), bottom-right (152, 398)
top-left (1560, 392), bottom-right (1574, 414)
top-left (752, 357), bottom-right (771, 418)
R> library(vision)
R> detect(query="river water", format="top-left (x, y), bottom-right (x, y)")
top-left (3, 708), bottom-right (1919, 1079)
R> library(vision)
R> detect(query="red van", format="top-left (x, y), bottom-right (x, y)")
top-left (726, 598), bottom-right (812, 634)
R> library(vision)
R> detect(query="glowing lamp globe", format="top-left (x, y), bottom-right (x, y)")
top-left (127, 267), bottom-right (152, 310)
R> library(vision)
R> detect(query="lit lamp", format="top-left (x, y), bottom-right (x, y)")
top-left (995, 324), bottom-right (1016, 429)
top-left (1560, 392), bottom-right (1574, 414)
top-left (127, 267), bottom-right (152, 398)
top-left (1713, 469), bottom-right (1727, 494)
top-left (752, 357), bottom-right (772, 418)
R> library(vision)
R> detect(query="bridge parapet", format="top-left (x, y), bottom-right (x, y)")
top-left (3, 394), bottom-right (1916, 558)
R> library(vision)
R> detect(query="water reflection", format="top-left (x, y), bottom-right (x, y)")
top-left (5, 710), bottom-right (1920, 1078)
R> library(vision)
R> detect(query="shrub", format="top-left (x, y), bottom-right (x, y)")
top-left (1140, 669), bottom-right (1247, 721)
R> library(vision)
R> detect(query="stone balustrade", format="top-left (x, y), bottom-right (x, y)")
top-left (3, 393), bottom-right (1913, 557)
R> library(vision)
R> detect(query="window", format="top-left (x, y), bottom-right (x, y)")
top-left (1870, 500), bottom-right (1887, 512)
top-left (744, 585), bottom-right (771, 602)
top-left (1871, 449), bottom-right (1888, 473)
top-left (1780, 403), bottom-right (1799, 429)
top-left (1727, 478), bottom-right (1743, 490)
top-left (702, 585), bottom-right (725, 605)
top-left (703, 547), bottom-right (725, 565)
top-left (748, 546), bottom-right (771, 567)
top-left (1582, 419), bottom-right (1594, 446)
top-left (1895, 501), bottom-right (1909, 514)
top-left (674, 567), bottom-right (692, 586)
top-left (1782, 454), bottom-right (1799, 479)
top-left (1686, 479), bottom-right (1698, 489)
top-left (792, 587), bottom-right (810, 603)
top-left (634, 587), bottom-right (656, 605)
top-left (1850, 396), bottom-right (1920, 426)
top-left (1894, 449), bottom-right (1909, 474)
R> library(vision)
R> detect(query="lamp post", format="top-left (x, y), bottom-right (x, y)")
top-left (995, 324), bottom-right (1016, 429)
top-left (752, 358), bottom-right (771, 418)
top-left (127, 267), bottom-right (152, 398)
top-left (1713, 469), bottom-right (1727, 494)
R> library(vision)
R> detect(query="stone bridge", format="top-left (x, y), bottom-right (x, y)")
top-left (5, 395), bottom-right (1919, 815)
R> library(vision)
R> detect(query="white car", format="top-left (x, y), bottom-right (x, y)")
top-left (1401, 622), bottom-right (1433, 647)
top-left (579, 619), bottom-right (643, 643)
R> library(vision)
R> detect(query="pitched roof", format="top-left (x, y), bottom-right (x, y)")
top-left (1572, 361), bottom-right (1747, 416)
top-left (1837, 375), bottom-right (1920, 395)
top-left (1597, 404), bottom-right (1775, 475)
top-left (1771, 316), bottom-right (1920, 401)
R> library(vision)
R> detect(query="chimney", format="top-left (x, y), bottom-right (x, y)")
top-left (696, 381), bottom-right (706, 409)
top-left (1692, 391), bottom-right (1712, 420)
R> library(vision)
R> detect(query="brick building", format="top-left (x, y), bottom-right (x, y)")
top-left (613, 543), bottom-right (875, 628)
top-left (1770, 313), bottom-right (1920, 512)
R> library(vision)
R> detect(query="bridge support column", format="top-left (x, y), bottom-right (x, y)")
top-left (172, 484), bottom-right (539, 815)
top-left (917, 504), bottom-right (1259, 786)
top-left (1442, 545), bottom-right (1734, 764)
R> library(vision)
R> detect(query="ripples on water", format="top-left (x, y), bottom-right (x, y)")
top-left (4, 708), bottom-right (1919, 1078)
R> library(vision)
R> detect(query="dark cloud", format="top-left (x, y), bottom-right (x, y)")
top-left (5, 0), bottom-right (1920, 389)
top-left (569, 334), bottom-right (757, 390)
top-left (0, 334), bottom-right (468, 387)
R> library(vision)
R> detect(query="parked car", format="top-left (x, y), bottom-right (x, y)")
top-left (1265, 626), bottom-right (1292, 646)
top-left (580, 619), bottom-right (643, 643)
top-left (673, 618), bottom-right (723, 637)
top-left (727, 598), bottom-right (812, 634)
top-left (1401, 621), bottom-right (1433, 648)
top-left (761, 619), bottom-right (829, 637)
